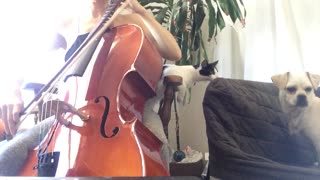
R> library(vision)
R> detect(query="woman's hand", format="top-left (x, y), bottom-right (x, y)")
top-left (125, 0), bottom-right (146, 15)
top-left (0, 88), bottom-right (24, 140)
top-left (120, 0), bottom-right (182, 61)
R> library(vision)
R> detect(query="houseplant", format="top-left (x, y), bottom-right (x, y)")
top-left (139, 0), bottom-right (246, 65)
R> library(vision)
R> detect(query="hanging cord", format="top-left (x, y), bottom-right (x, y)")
top-left (173, 95), bottom-right (180, 151)
top-left (172, 93), bottom-right (186, 162)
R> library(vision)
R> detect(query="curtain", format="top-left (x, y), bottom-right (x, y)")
top-left (210, 0), bottom-right (320, 82)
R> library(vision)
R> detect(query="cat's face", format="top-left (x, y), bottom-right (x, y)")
top-left (193, 60), bottom-right (218, 80)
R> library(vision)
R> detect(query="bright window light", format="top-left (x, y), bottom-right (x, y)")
top-left (0, 0), bottom-right (72, 103)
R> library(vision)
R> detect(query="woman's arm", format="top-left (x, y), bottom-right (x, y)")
top-left (114, 0), bottom-right (182, 61)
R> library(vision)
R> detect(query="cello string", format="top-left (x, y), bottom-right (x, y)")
top-left (36, 0), bottom-right (83, 155)
top-left (38, 87), bottom-right (55, 155)
top-left (37, 0), bottom-right (83, 155)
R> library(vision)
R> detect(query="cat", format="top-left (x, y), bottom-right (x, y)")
top-left (142, 59), bottom-right (218, 166)
top-left (143, 60), bottom-right (218, 139)
top-left (144, 59), bottom-right (219, 128)
top-left (155, 59), bottom-right (219, 104)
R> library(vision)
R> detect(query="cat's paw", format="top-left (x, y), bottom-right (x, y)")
top-left (176, 94), bottom-right (184, 103)
top-left (176, 88), bottom-right (186, 104)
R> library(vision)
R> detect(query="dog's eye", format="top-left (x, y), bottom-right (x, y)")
top-left (305, 87), bottom-right (313, 92)
top-left (286, 87), bottom-right (296, 93)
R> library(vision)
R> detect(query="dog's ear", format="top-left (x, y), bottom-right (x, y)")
top-left (307, 72), bottom-right (320, 89)
top-left (271, 72), bottom-right (289, 89)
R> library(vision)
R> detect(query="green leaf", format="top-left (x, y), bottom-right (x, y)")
top-left (231, 0), bottom-right (244, 19)
top-left (238, 0), bottom-right (247, 17)
top-left (175, 0), bottom-right (188, 31)
top-left (231, 0), bottom-right (246, 26)
top-left (199, 30), bottom-right (209, 61)
top-left (217, 0), bottom-right (245, 24)
top-left (197, 47), bottom-right (201, 65)
top-left (192, 31), bottom-right (201, 50)
top-left (175, 30), bottom-right (183, 48)
top-left (194, 0), bottom-right (206, 31)
top-left (228, 0), bottom-right (242, 23)
top-left (154, 7), bottom-right (169, 24)
top-left (168, 0), bottom-right (174, 8)
top-left (168, 2), bottom-right (181, 35)
top-left (178, 31), bottom-right (190, 65)
top-left (217, 9), bottom-right (225, 30)
top-left (190, 0), bottom-right (205, 51)
top-left (138, 0), bottom-right (171, 24)
top-left (217, 0), bottom-right (229, 15)
top-left (190, 0), bottom-right (199, 6)
top-left (205, 0), bottom-right (217, 41)
top-left (190, 7), bottom-right (197, 50)
top-left (138, 0), bottom-right (168, 6)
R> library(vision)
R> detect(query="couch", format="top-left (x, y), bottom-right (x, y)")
top-left (202, 78), bottom-right (320, 180)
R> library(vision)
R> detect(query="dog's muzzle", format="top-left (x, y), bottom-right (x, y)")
top-left (296, 94), bottom-right (308, 107)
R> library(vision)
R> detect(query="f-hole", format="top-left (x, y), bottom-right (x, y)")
top-left (95, 96), bottom-right (119, 138)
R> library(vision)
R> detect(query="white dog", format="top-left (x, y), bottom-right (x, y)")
top-left (271, 72), bottom-right (320, 162)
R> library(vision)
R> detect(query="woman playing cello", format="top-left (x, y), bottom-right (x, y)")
top-left (0, 0), bottom-right (181, 176)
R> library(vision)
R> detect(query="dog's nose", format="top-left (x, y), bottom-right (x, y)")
top-left (296, 94), bottom-right (308, 107)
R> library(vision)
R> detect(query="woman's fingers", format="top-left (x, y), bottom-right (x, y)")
top-left (1, 104), bottom-right (10, 136)
top-left (0, 103), bottom-right (23, 138)
top-left (7, 104), bottom-right (18, 136)
top-left (122, 0), bottom-right (145, 14)
top-left (12, 103), bottom-right (23, 123)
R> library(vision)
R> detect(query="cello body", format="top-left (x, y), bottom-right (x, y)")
top-left (19, 24), bottom-right (169, 176)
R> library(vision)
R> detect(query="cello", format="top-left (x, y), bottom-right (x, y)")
top-left (18, 0), bottom-right (169, 176)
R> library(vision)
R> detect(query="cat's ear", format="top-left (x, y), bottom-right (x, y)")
top-left (211, 60), bottom-right (219, 73)
top-left (212, 60), bottom-right (219, 66)
top-left (201, 59), bottom-right (209, 67)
